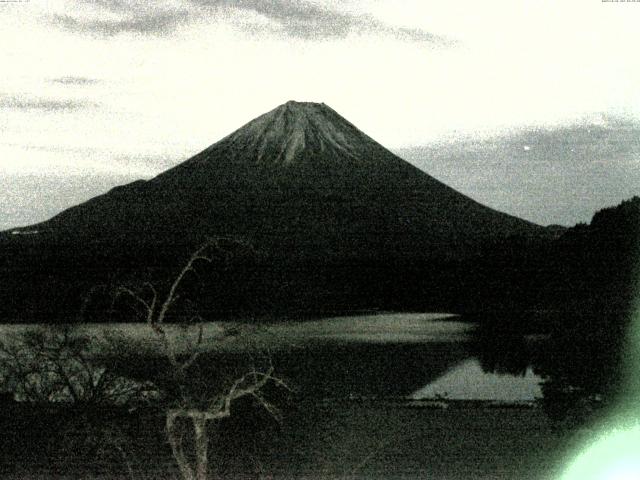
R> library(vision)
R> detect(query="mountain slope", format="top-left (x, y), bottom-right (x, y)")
top-left (1, 101), bottom-right (549, 321)
top-left (20, 101), bottom-right (541, 258)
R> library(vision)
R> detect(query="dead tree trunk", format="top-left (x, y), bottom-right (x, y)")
top-left (193, 414), bottom-right (209, 480)
top-left (115, 238), bottom-right (286, 480)
top-left (166, 412), bottom-right (196, 480)
top-left (166, 411), bottom-right (213, 480)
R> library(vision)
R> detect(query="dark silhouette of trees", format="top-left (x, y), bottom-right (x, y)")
top-left (0, 325), bottom-right (160, 479)
top-left (534, 197), bottom-right (639, 427)
top-left (0, 325), bottom-right (155, 405)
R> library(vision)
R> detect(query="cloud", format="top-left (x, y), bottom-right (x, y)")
top-left (51, 9), bottom-right (191, 36)
top-left (0, 94), bottom-right (97, 112)
top-left (1, 142), bottom-right (98, 154)
top-left (49, 0), bottom-right (451, 44)
top-left (211, 0), bottom-right (450, 43)
top-left (395, 117), bottom-right (640, 226)
top-left (49, 76), bottom-right (101, 85)
top-left (1, 141), bottom-right (181, 174)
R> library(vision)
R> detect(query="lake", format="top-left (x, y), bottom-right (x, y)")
top-left (1, 313), bottom-right (568, 479)
top-left (0, 312), bottom-right (544, 402)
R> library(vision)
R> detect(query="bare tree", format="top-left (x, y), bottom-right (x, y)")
top-left (0, 325), bottom-right (155, 405)
top-left (114, 237), bottom-right (288, 480)
top-left (0, 325), bottom-right (160, 480)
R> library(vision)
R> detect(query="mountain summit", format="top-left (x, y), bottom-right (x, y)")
top-left (1, 101), bottom-right (548, 320)
top-left (155, 100), bottom-right (420, 185)
top-left (212, 101), bottom-right (373, 166)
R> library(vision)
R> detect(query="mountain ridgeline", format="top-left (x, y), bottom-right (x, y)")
top-left (2, 101), bottom-right (554, 322)
top-left (22, 101), bottom-right (540, 255)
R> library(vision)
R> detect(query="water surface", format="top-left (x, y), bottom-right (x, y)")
top-left (0, 312), bottom-right (544, 402)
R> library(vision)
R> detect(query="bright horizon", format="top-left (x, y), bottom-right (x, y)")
top-left (2, 0), bottom-right (640, 228)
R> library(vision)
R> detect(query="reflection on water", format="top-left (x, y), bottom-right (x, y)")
top-left (263, 312), bottom-right (474, 345)
top-left (411, 358), bottom-right (542, 402)
top-left (254, 313), bottom-right (545, 402)
top-left (0, 313), bottom-right (546, 402)
top-left (0, 313), bottom-right (560, 479)
top-left (260, 338), bottom-right (544, 401)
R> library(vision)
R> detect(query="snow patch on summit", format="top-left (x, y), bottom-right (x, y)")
top-left (281, 126), bottom-right (307, 164)
top-left (222, 101), bottom-right (375, 166)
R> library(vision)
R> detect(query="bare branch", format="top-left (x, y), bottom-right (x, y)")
top-left (154, 240), bottom-right (219, 329)
top-left (115, 286), bottom-right (154, 323)
top-left (181, 323), bottom-right (205, 372)
top-left (104, 236), bottom-right (277, 480)
top-left (1, 328), bottom-right (157, 406)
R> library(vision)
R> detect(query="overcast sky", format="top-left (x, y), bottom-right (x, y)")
top-left (2, 0), bottom-right (640, 229)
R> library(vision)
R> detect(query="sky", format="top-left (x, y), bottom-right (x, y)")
top-left (1, 0), bottom-right (640, 229)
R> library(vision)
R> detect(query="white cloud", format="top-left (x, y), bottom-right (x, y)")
top-left (3, 1), bottom-right (639, 155)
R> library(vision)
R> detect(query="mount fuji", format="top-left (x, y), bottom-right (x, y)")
top-left (15, 101), bottom-right (541, 256)
top-left (2, 101), bottom-right (548, 321)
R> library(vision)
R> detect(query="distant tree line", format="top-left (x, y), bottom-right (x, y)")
top-left (0, 198), bottom-right (637, 327)
top-left (464, 196), bottom-right (640, 427)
